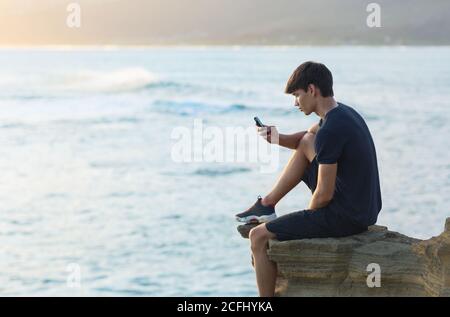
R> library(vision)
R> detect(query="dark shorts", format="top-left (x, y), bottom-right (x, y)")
top-left (266, 157), bottom-right (367, 241)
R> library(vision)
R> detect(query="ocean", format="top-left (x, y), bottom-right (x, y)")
top-left (0, 46), bottom-right (449, 296)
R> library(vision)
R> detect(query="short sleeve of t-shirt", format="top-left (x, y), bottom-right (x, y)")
top-left (315, 128), bottom-right (347, 164)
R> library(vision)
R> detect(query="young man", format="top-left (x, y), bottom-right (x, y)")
top-left (235, 61), bottom-right (382, 297)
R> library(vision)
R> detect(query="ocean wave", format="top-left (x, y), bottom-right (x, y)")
top-left (150, 99), bottom-right (292, 116)
top-left (0, 68), bottom-right (259, 100)
top-left (3, 95), bottom-right (51, 101)
top-left (0, 123), bottom-right (31, 129)
top-left (151, 99), bottom-right (267, 116)
top-left (144, 80), bottom-right (198, 91)
top-left (61, 68), bottom-right (159, 93)
top-left (0, 68), bottom-right (207, 98)
top-left (192, 166), bottom-right (252, 176)
top-left (143, 81), bottom-right (258, 99)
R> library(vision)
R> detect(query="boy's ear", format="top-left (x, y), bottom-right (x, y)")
top-left (308, 84), bottom-right (315, 95)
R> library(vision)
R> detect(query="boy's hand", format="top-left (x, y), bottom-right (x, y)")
top-left (257, 126), bottom-right (279, 144)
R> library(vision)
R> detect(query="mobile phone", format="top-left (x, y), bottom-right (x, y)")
top-left (254, 116), bottom-right (265, 127)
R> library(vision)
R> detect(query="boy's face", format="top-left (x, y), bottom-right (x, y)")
top-left (293, 86), bottom-right (315, 115)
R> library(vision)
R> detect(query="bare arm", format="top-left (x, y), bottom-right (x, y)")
top-left (278, 131), bottom-right (307, 150)
top-left (278, 121), bottom-right (321, 149)
top-left (308, 163), bottom-right (337, 210)
top-left (258, 121), bottom-right (321, 150)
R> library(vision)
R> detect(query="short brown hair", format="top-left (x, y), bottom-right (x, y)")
top-left (285, 61), bottom-right (334, 97)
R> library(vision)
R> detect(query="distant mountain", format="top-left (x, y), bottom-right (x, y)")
top-left (1, 0), bottom-right (449, 45)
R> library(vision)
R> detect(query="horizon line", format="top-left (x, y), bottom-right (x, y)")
top-left (1, 44), bottom-right (449, 50)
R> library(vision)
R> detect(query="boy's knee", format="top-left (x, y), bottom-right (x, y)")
top-left (300, 132), bottom-right (315, 148)
top-left (299, 132), bottom-right (316, 162)
top-left (249, 225), bottom-right (270, 253)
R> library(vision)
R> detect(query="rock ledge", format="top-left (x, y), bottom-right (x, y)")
top-left (237, 218), bottom-right (450, 296)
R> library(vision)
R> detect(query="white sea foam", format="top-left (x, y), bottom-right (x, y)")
top-left (60, 67), bottom-right (159, 93)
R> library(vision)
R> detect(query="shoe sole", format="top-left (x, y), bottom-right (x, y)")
top-left (235, 213), bottom-right (277, 224)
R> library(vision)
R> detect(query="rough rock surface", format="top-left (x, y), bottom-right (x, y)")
top-left (237, 218), bottom-right (450, 297)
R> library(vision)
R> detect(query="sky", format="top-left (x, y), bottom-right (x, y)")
top-left (0, 0), bottom-right (449, 46)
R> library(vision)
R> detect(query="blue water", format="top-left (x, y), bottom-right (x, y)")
top-left (0, 46), bottom-right (449, 296)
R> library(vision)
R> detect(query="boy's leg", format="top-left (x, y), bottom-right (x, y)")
top-left (246, 133), bottom-right (317, 297)
top-left (262, 132), bottom-right (316, 206)
top-left (249, 224), bottom-right (277, 297)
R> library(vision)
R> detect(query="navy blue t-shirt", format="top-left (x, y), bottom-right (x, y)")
top-left (315, 103), bottom-right (382, 227)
